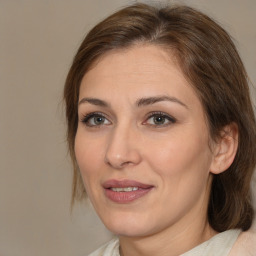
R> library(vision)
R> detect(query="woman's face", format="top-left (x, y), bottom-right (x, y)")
top-left (75, 45), bottom-right (216, 238)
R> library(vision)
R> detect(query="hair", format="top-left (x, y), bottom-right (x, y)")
top-left (64, 3), bottom-right (256, 232)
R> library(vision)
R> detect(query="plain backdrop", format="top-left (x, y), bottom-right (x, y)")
top-left (0, 0), bottom-right (255, 255)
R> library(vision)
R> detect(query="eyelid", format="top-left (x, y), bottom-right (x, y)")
top-left (79, 111), bottom-right (176, 127)
top-left (80, 112), bottom-right (111, 126)
top-left (143, 111), bottom-right (176, 125)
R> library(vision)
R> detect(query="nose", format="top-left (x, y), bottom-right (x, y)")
top-left (104, 124), bottom-right (142, 169)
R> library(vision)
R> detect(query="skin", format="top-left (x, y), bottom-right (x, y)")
top-left (75, 45), bottom-right (237, 256)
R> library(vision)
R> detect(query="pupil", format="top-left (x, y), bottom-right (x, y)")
top-left (154, 116), bottom-right (165, 124)
top-left (95, 116), bottom-right (104, 124)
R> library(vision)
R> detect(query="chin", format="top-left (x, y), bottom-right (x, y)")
top-left (100, 212), bottom-right (157, 237)
top-left (107, 223), bottom-right (151, 237)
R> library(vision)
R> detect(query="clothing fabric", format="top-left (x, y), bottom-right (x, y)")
top-left (181, 229), bottom-right (240, 256)
top-left (88, 238), bottom-right (119, 256)
top-left (88, 229), bottom-right (253, 256)
top-left (229, 220), bottom-right (256, 256)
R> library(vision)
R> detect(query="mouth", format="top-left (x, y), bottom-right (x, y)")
top-left (102, 179), bottom-right (154, 203)
top-left (110, 187), bottom-right (139, 192)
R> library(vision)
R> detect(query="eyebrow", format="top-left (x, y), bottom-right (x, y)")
top-left (78, 98), bottom-right (110, 107)
top-left (136, 95), bottom-right (188, 109)
top-left (78, 95), bottom-right (188, 109)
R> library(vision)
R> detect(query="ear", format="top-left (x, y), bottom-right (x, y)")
top-left (210, 123), bottom-right (239, 174)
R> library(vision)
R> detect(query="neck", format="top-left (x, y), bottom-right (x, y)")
top-left (119, 217), bottom-right (217, 256)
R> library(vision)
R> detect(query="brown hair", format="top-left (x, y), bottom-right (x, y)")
top-left (64, 3), bottom-right (256, 232)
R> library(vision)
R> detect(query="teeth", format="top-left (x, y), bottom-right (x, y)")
top-left (111, 187), bottom-right (139, 192)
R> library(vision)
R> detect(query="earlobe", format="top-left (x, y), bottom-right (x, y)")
top-left (210, 123), bottom-right (239, 174)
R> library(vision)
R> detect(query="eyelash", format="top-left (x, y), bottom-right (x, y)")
top-left (144, 111), bottom-right (176, 127)
top-left (80, 111), bottom-right (176, 127)
top-left (81, 112), bottom-right (110, 127)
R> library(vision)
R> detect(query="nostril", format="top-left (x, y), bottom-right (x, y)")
top-left (120, 161), bottom-right (132, 166)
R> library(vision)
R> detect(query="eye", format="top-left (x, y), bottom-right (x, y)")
top-left (81, 112), bottom-right (111, 127)
top-left (144, 112), bottom-right (176, 127)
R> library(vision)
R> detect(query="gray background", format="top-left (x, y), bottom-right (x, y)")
top-left (1, 0), bottom-right (255, 255)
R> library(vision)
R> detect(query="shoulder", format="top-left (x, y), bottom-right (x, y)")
top-left (88, 238), bottom-right (120, 256)
top-left (229, 221), bottom-right (256, 256)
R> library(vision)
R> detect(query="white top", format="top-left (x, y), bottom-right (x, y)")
top-left (88, 229), bottom-right (245, 256)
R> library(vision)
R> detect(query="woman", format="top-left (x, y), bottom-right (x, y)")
top-left (64, 3), bottom-right (256, 256)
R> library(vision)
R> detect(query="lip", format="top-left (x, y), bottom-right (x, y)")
top-left (103, 179), bottom-right (154, 204)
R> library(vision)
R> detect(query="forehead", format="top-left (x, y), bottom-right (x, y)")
top-left (79, 45), bottom-right (198, 106)
top-left (82, 45), bottom-right (178, 80)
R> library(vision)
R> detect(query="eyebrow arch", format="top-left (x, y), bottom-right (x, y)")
top-left (78, 97), bottom-right (110, 107)
top-left (136, 95), bottom-right (188, 109)
top-left (78, 95), bottom-right (188, 109)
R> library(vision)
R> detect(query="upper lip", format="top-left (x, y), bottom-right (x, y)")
top-left (103, 179), bottom-right (154, 189)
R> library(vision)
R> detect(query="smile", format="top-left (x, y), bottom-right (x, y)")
top-left (110, 187), bottom-right (139, 192)
top-left (103, 179), bottom-right (154, 203)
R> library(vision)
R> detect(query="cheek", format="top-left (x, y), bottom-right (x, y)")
top-left (74, 131), bottom-right (105, 188)
top-left (145, 133), bottom-right (213, 216)
top-left (144, 130), bottom-right (213, 186)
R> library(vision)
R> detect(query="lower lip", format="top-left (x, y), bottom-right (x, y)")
top-left (104, 188), bottom-right (152, 203)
